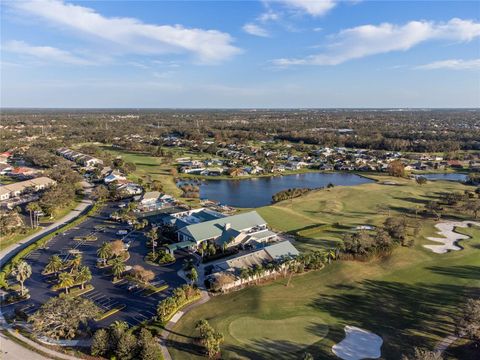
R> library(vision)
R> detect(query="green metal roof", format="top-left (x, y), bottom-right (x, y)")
top-left (178, 211), bottom-right (266, 243)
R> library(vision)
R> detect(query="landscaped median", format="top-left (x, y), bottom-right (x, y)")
top-left (156, 285), bottom-right (201, 325)
top-left (142, 284), bottom-right (169, 297)
top-left (0, 203), bottom-right (101, 289)
top-left (94, 304), bottom-right (126, 322)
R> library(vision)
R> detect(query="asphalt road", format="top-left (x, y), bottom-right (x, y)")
top-left (3, 200), bottom-right (190, 330)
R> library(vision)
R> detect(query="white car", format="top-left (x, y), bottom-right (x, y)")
top-left (116, 229), bottom-right (128, 235)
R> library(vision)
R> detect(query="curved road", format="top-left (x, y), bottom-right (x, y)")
top-left (0, 182), bottom-right (94, 360)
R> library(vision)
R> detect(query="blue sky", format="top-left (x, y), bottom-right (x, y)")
top-left (1, 0), bottom-right (479, 108)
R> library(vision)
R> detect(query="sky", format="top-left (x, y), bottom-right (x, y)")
top-left (1, 0), bottom-right (479, 108)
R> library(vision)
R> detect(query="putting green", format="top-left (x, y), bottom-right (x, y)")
top-left (228, 315), bottom-right (329, 349)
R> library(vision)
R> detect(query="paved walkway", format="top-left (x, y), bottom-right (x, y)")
top-left (159, 290), bottom-right (211, 360)
top-left (1, 330), bottom-right (50, 360)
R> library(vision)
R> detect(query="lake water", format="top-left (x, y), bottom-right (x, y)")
top-left (199, 172), bottom-right (373, 208)
top-left (418, 173), bottom-right (468, 182)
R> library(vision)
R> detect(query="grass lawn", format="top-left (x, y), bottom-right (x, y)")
top-left (257, 175), bottom-right (473, 251)
top-left (168, 176), bottom-right (479, 360)
top-left (169, 226), bottom-right (480, 360)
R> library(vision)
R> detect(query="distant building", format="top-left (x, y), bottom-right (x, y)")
top-left (0, 177), bottom-right (56, 201)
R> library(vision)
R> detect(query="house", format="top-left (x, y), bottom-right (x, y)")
top-left (0, 164), bottom-right (12, 175)
top-left (0, 177), bottom-right (56, 201)
top-left (140, 191), bottom-right (161, 205)
top-left (104, 170), bottom-right (127, 184)
top-left (9, 167), bottom-right (40, 178)
top-left (177, 211), bottom-right (268, 248)
top-left (116, 183), bottom-right (143, 196)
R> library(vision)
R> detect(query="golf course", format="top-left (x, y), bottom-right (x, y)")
top-left (168, 176), bottom-right (480, 359)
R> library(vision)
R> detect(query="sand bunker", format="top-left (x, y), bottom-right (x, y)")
top-left (423, 221), bottom-right (480, 254)
top-left (332, 326), bottom-right (382, 360)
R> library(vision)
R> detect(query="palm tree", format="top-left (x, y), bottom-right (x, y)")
top-left (97, 242), bottom-right (112, 266)
top-left (187, 267), bottom-right (198, 285)
top-left (43, 255), bottom-right (63, 275)
top-left (26, 202), bottom-right (41, 228)
top-left (75, 266), bottom-right (92, 289)
top-left (240, 268), bottom-right (249, 287)
top-left (13, 261), bottom-right (32, 296)
top-left (147, 227), bottom-right (158, 252)
top-left (69, 254), bottom-right (83, 273)
top-left (183, 258), bottom-right (194, 272)
top-left (111, 258), bottom-right (126, 280)
top-left (57, 272), bottom-right (74, 294)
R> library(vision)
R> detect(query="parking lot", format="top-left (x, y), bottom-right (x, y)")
top-left (5, 200), bottom-right (190, 329)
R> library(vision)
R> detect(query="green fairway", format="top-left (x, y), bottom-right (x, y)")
top-left (229, 316), bottom-right (328, 356)
top-left (258, 175), bottom-right (473, 251)
top-left (168, 176), bottom-right (480, 360)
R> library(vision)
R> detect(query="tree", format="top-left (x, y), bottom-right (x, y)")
top-left (109, 321), bottom-right (129, 345)
top-left (455, 298), bottom-right (480, 345)
top-left (43, 255), bottom-right (63, 275)
top-left (29, 296), bottom-right (100, 340)
top-left (13, 261), bottom-right (32, 296)
top-left (69, 253), bottom-right (83, 273)
top-left (111, 258), bottom-right (126, 280)
top-left (75, 266), bottom-right (91, 289)
top-left (146, 227), bottom-right (158, 252)
top-left (132, 265), bottom-right (155, 284)
top-left (97, 242), bottom-right (112, 266)
top-left (57, 272), bottom-right (75, 294)
top-left (415, 176), bottom-right (427, 186)
top-left (465, 199), bottom-right (480, 219)
top-left (91, 328), bottom-right (110, 357)
top-left (240, 268), bottom-right (250, 286)
top-left (425, 201), bottom-right (442, 221)
top-left (187, 267), bottom-right (198, 285)
top-left (401, 347), bottom-right (443, 360)
top-left (116, 332), bottom-right (137, 360)
top-left (26, 202), bottom-right (41, 228)
top-left (92, 185), bottom-right (110, 202)
top-left (195, 319), bottom-right (224, 359)
top-left (388, 160), bottom-right (406, 177)
top-left (303, 353), bottom-right (314, 360)
top-left (138, 328), bottom-right (163, 360)
top-left (111, 239), bottom-right (126, 258)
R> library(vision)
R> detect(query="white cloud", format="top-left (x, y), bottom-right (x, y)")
top-left (243, 23), bottom-right (270, 37)
top-left (279, 0), bottom-right (337, 17)
top-left (3, 40), bottom-right (93, 65)
top-left (10, 0), bottom-right (241, 63)
top-left (258, 10), bottom-right (280, 22)
top-left (273, 18), bottom-right (480, 66)
top-left (417, 58), bottom-right (480, 70)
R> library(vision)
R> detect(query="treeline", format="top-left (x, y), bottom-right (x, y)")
top-left (2, 109), bottom-right (479, 153)
top-left (272, 185), bottom-right (333, 203)
top-left (341, 217), bottom-right (420, 260)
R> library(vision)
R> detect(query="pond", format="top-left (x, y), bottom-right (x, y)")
top-left (198, 172), bottom-right (374, 208)
top-left (417, 173), bottom-right (468, 182)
